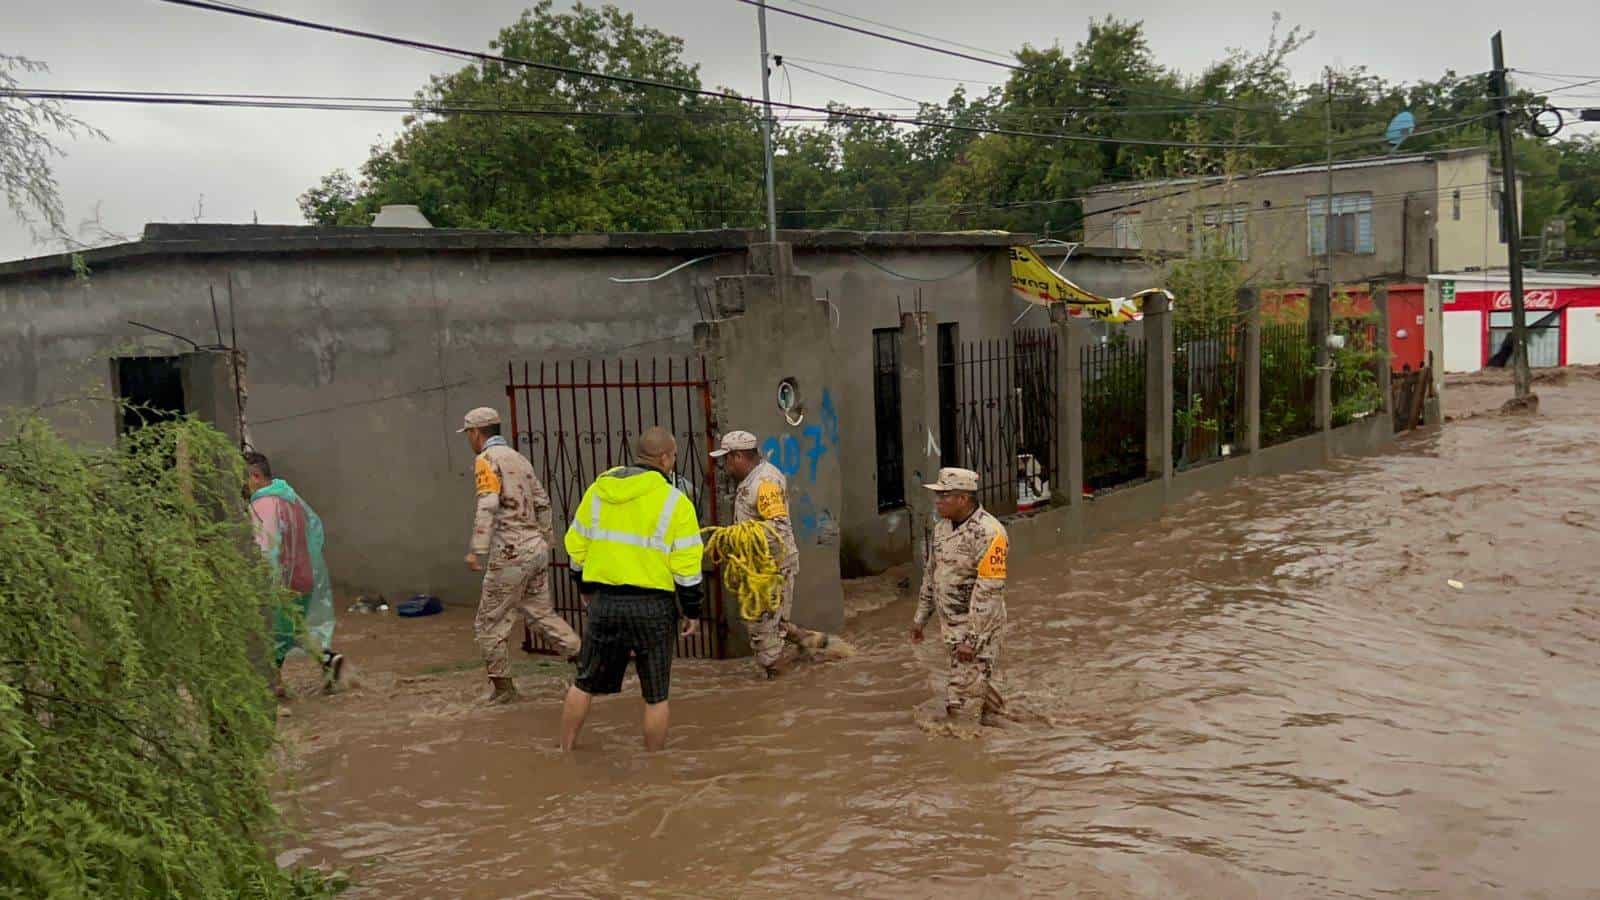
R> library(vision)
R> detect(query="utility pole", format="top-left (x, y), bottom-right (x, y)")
top-left (1490, 31), bottom-right (1532, 399)
top-left (754, 1), bottom-right (779, 242)
top-left (1324, 67), bottom-right (1335, 302)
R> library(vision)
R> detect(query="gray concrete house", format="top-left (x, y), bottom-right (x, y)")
top-left (1080, 148), bottom-right (1521, 285)
top-left (0, 222), bottom-right (1161, 645)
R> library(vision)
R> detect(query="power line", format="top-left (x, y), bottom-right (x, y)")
top-left (154, 0), bottom-right (1432, 152)
top-left (771, 0), bottom-right (1014, 62)
top-left (2, 88), bottom-right (810, 121)
top-left (776, 55), bottom-right (1004, 86)
top-left (780, 60), bottom-right (927, 106)
top-left (733, 0), bottom-right (1017, 71)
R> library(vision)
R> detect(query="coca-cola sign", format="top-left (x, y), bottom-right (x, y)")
top-left (1492, 290), bottom-right (1560, 310)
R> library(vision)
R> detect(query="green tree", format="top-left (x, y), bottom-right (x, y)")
top-left (0, 417), bottom-right (339, 897)
top-left (1, 54), bottom-right (107, 244)
top-left (299, 7), bottom-right (1600, 246)
top-left (300, 1), bottom-right (764, 231)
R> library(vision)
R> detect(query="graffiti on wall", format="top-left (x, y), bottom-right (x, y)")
top-left (759, 388), bottom-right (839, 540)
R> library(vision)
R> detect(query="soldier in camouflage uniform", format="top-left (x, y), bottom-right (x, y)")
top-left (459, 407), bottom-right (581, 704)
top-left (910, 467), bottom-right (1008, 722)
top-left (711, 430), bottom-right (821, 677)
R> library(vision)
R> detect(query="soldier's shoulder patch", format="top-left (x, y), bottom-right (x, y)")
top-left (474, 455), bottom-right (501, 496)
top-left (976, 530), bottom-right (1008, 579)
top-left (755, 479), bottom-right (788, 519)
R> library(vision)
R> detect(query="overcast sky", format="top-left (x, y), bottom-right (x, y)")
top-left (4, 0), bottom-right (1597, 261)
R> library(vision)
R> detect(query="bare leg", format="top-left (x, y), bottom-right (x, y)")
top-left (641, 700), bottom-right (670, 751)
top-left (560, 685), bottom-right (593, 751)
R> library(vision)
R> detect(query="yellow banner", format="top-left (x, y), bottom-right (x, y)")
top-left (1008, 245), bottom-right (1169, 323)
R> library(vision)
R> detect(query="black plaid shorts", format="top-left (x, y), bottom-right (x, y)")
top-left (574, 591), bottom-right (679, 704)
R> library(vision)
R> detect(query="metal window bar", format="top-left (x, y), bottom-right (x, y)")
top-left (1012, 328), bottom-right (1060, 504)
top-left (1260, 321), bottom-right (1318, 447)
top-left (873, 328), bottom-right (906, 511)
top-left (937, 323), bottom-right (960, 467)
top-left (950, 337), bottom-right (1020, 513)
top-left (1080, 335), bottom-right (1148, 493)
top-left (505, 356), bottom-right (724, 659)
top-left (1172, 318), bottom-right (1249, 468)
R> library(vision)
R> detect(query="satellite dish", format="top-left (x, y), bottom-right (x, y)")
top-left (1385, 111), bottom-right (1416, 149)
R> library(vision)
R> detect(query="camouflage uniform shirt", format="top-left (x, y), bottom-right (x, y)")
top-left (470, 436), bottom-right (553, 564)
top-left (913, 506), bottom-right (1008, 655)
top-left (733, 459), bottom-right (799, 569)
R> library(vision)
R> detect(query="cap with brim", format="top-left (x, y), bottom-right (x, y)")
top-left (456, 406), bottom-right (501, 432)
top-left (709, 430), bottom-right (760, 458)
top-left (924, 467), bottom-right (980, 492)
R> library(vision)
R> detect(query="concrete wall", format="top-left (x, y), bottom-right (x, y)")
top-left (1081, 155), bottom-right (1478, 285)
top-left (796, 247), bottom-right (1016, 575)
top-left (0, 230), bottom-right (1024, 606)
top-left (1434, 153), bottom-right (1512, 273)
top-left (697, 244), bottom-right (846, 639)
top-left (1443, 309), bottom-right (1484, 372)
top-left (1004, 413), bottom-right (1396, 563)
top-left (0, 248), bottom-right (740, 607)
top-left (1567, 307), bottom-right (1600, 366)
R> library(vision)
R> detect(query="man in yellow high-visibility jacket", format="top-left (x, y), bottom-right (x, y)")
top-left (559, 426), bottom-right (704, 752)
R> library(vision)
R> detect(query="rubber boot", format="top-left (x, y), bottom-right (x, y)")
top-left (487, 676), bottom-right (519, 705)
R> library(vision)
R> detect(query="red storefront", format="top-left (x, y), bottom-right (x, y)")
top-left (1438, 274), bottom-right (1600, 371)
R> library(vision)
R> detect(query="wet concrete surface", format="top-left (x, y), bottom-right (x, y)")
top-left (277, 374), bottom-right (1600, 898)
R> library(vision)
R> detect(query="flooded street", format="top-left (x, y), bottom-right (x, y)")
top-left (279, 374), bottom-right (1600, 898)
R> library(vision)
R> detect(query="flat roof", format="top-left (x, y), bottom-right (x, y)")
top-left (1084, 147), bottom-right (1491, 196)
top-left (0, 223), bottom-right (1028, 280)
top-left (1428, 269), bottom-right (1600, 288)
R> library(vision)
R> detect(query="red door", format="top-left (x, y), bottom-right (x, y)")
top-left (1388, 287), bottom-right (1426, 371)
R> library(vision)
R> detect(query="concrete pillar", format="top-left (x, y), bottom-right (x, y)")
top-left (1051, 303), bottom-right (1084, 506)
top-left (697, 242), bottom-right (844, 649)
top-left (1373, 282), bottom-right (1393, 414)
top-left (1238, 287), bottom-right (1262, 455)
top-left (1311, 283), bottom-right (1333, 432)
top-left (178, 349), bottom-right (247, 449)
top-left (897, 312), bottom-right (940, 599)
top-left (1144, 292), bottom-right (1174, 483)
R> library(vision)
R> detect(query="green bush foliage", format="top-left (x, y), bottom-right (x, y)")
top-left (0, 416), bottom-right (336, 898)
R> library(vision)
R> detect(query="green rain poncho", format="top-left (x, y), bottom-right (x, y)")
top-left (249, 478), bottom-right (334, 663)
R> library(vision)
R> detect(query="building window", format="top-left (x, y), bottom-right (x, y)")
top-left (873, 327), bottom-right (905, 511)
top-left (1111, 212), bottom-right (1142, 249)
top-left (1308, 192), bottom-right (1374, 256)
top-left (1195, 203), bottom-right (1248, 259)
top-left (1451, 189), bottom-right (1461, 221)
top-left (937, 323), bottom-right (959, 467)
top-left (1493, 190), bottom-right (1509, 244)
top-left (112, 356), bottom-right (187, 434)
top-left (1489, 310), bottom-right (1560, 368)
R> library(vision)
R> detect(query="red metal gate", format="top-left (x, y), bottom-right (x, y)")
top-left (506, 356), bottom-right (725, 658)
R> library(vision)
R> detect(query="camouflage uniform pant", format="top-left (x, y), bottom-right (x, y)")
top-left (946, 636), bottom-right (1004, 717)
top-left (477, 556), bottom-right (580, 677)
top-left (745, 562), bottom-right (796, 669)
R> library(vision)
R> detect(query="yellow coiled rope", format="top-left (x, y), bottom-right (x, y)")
top-left (701, 521), bottom-right (786, 621)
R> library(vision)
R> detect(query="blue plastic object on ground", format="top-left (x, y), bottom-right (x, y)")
top-left (398, 594), bottom-right (444, 617)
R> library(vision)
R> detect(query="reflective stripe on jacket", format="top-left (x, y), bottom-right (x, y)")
top-left (564, 466), bottom-right (704, 593)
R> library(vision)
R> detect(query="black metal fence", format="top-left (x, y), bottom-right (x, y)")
top-left (1081, 336), bottom-right (1148, 493)
top-left (1172, 318), bottom-right (1249, 467)
top-left (943, 332), bottom-right (1058, 513)
top-left (1332, 316), bottom-right (1383, 426)
top-left (505, 356), bottom-right (725, 659)
top-left (1260, 322), bottom-right (1317, 447)
top-left (1014, 329), bottom-right (1059, 506)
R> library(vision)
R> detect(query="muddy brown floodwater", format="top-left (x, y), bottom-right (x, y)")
top-left (277, 374), bottom-right (1600, 898)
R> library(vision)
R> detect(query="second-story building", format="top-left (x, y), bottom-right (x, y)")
top-left (1080, 147), bottom-right (1520, 285)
